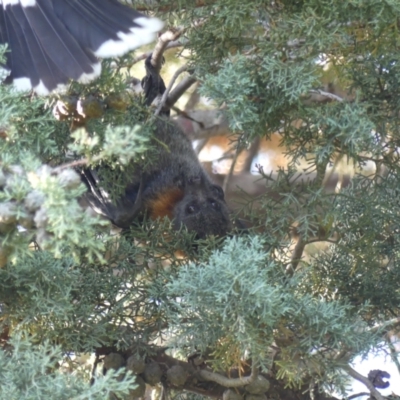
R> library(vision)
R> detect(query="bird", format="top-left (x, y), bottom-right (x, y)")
top-left (0, 0), bottom-right (163, 94)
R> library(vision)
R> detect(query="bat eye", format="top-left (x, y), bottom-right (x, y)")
top-left (208, 199), bottom-right (220, 210)
top-left (185, 204), bottom-right (198, 215)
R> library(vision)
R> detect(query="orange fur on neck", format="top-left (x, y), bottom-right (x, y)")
top-left (148, 187), bottom-right (184, 219)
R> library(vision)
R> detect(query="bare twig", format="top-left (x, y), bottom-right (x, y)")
top-left (119, 0), bottom-right (210, 13)
top-left (288, 158), bottom-right (330, 273)
top-left (386, 334), bottom-right (400, 377)
top-left (347, 393), bottom-right (370, 400)
top-left (194, 138), bottom-right (209, 154)
top-left (173, 109), bottom-right (230, 140)
top-left (198, 365), bottom-right (259, 388)
top-left (151, 30), bottom-right (184, 72)
top-left (368, 317), bottom-right (400, 333)
top-left (184, 82), bottom-right (201, 110)
top-left (315, 158), bottom-right (329, 187)
top-left (222, 147), bottom-right (240, 193)
top-left (52, 158), bottom-right (89, 173)
top-left (172, 108), bottom-right (206, 128)
top-left (154, 65), bottom-right (188, 115)
top-left (90, 353), bottom-right (100, 385)
top-left (150, 18), bottom-right (207, 71)
top-left (242, 137), bottom-right (261, 173)
top-left (289, 236), bottom-right (306, 272)
top-left (129, 41), bottom-right (185, 66)
top-left (344, 365), bottom-right (385, 400)
top-left (308, 89), bottom-right (344, 103)
top-left (306, 237), bottom-right (338, 245)
top-left (167, 75), bottom-right (197, 107)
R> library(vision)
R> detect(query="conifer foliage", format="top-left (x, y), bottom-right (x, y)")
top-left (1, 1), bottom-right (400, 399)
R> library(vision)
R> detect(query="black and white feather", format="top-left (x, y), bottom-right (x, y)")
top-left (0, 0), bottom-right (163, 94)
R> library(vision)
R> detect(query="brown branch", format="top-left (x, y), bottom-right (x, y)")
top-left (368, 317), bottom-right (400, 333)
top-left (150, 18), bottom-right (207, 71)
top-left (198, 365), bottom-right (259, 388)
top-left (306, 237), bottom-right (338, 245)
top-left (222, 147), bottom-right (240, 193)
top-left (174, 109), bottom-right (230, 140)
top-left (129, 41), bottom-right (185, 66)
top-left (289, 235), bottom-right (306, 273)
top-left (152, 352), bottom-right (225, 398)
top-left (307, 90), bottom-right (344, 103)
top-left (184, 82), bottom-right (201, 110)
top-left (95, 342), bottom-right (341, 400)
top-left (154, 65), bottom-right (188, 115)
top-left (242, 137), bottom-right (261, 173)
top-left (52, 158), bottom-right (89, 173)
top-left (194, 138), bottom-right (209, 154)
top-left (151, 30), bottom-right (184, 72)
top-left (347, 393), bottom-right (370, 400)
top-left (386, 334), bottom-right (400, 377)
top-left (120, 0), bottom-right (211, 13)
top-left (166, 75), bottom-right (197, 108)
top-left (172, 108), bottom-right (206, 129)
top-left (344, 366), bottom-right (385, 400)
top-left (288, 158), bottom-right (330, 273)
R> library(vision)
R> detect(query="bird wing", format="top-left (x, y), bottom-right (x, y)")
top-left (0, 0), bottom-right (163, 94)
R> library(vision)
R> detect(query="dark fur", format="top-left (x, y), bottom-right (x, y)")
top-left (83, 54), bottom-right (231, 238)
top-left (83, 118), bottom-right (231, 238)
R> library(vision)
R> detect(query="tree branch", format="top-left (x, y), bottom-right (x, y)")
top-left (151, 30), bottom-right (184, 72)
top-left (289, 236), bottom-right (306, 273)
top-left (198, 364), bottom-right (259, 388)
top-left (347, 393), bottom-right (370, 400)
top-left (222, 146), bottom-right (240, 193)
top-left (344, 366), bottom-right (385, 400)
top-left (306, 90), bottom-right (344, 103)
top-left (368, 317), bottom-right (400, 333)
top-left (129, 41), bottom-right (185, 66)
top-left (154, 65), bottom-right (189, 115)
top-left (52, 158), bottom-right (89, 173)
top-left (119, 0), bottom-right (211, 13)
top-left (167, 75), bottom-right (197, 108)
top-left (149, 19), bottom-right (207, 71)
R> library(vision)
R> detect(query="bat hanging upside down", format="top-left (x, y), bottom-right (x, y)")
top-left (0, 0), bottom-right (232, 238)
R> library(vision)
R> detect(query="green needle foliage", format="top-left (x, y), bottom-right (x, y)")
top-left (0, 334), bottom-right (137, 400)
top-left (2, 0), bottom-right (400, 399)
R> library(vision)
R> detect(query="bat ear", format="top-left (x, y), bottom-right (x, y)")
top-left (211, 184), bottom-right (225, 200)
top-left (0, 0), bottom-right (163, 94)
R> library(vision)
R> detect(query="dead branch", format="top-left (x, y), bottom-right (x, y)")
top-left (306, 89), bottom-right (344, 103)
top-left (198, 364), bottom-right (259, 387)
top-left (52, 158), bottom-right (89, 173)
top-left (222, 147), bottom-right (240, 193)
top-left (166, 74), bottom-right (197, 108)
top-left (155, 65), bottom-right (189, 115)
top-left (368, 317), bottom-right (400, 333)
top-left (174, 109), bottom-right (230, 139)
top-left (129, 41), bottom-right (185, 66)
top-left (289, 236), bottom-right (306, 273)
top-left (120, 0), bottom-right (211, 13)
top-left (151, 30), bottom-right (184, 72)
top-left (347, 393), bottom-right (370, 400)
top-left (194, 138), bottom-right (209, 154)
top-left (242, 137), bottom-right (261, 173)
top-left (150, 18), bottom-right (207, 70)
top-left (184, 82), bottom-right (201, 110)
